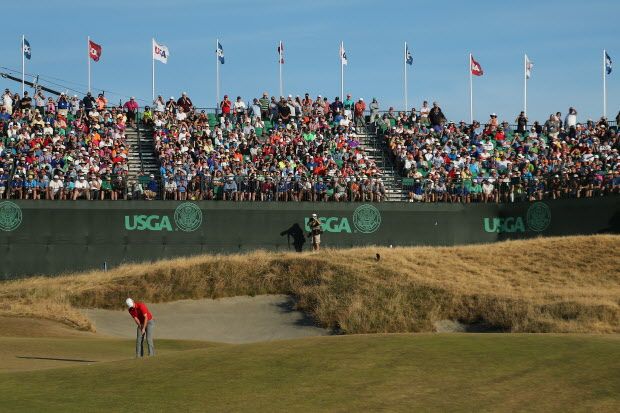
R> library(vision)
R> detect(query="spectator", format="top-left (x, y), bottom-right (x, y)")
top-left (49, 174), bottom-right (64, 200)
top-left (220, 95), bottom-right (231, 119)
top-left (123, 97), bottom-right (139, 127)
top-left (64, 94), bottom-right (76, 116)
top-left (250, 98), bottom-right (261, 119)
top-left (308, 213), bottom-right (322, 252)
top-left (354, 98), bottom-right (366, 127)
top-left (165, 96), bottom-right (177, 113)
top-left (233, 96), bottom-right (246, 124)
top-left (2, 89), bottom-right (13, 113)
top-left (330, 96), bottom-right (343, 114)
top-left (177, 92), bottom-right (193, 113)
top-left (153, 95), bottom-right (165, 112)
top-left (145, 174), bottom-right (159, 200)
top-left (73, 175), bottom-right (91, 200)
top-left (369, 97), bottom-right (379, 124)
top-left (343, 94), bottom-right (354, 119)
top-left (259, 92), bottom-right (270, 119)
top-left (419, 100), bottom-right (430, 124)
top-left (19, 91), bottom-right (32, 112)
top-left (96, 93), bottom-right (108, 111)
top-left (428, 102), bottom-right (446, 129)
top-left (34, 89), bottom-right (46, 115)
top-left (515, 111), bottom-right (528, 134)
top-left (83, 92), bottom-right (96, 113)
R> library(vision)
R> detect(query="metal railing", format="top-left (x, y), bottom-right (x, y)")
top-left (136, 113), bottom-right (144, 174)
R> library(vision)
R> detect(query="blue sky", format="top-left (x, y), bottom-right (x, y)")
top-left (1, 0), bottom-right (618, 123)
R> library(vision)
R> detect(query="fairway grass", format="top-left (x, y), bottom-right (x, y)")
top-left (1, 334), bottom-right (619, 412)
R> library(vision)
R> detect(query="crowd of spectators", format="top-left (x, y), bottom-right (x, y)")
top-left (1, 85), bottom-right (618, 204)
top-left (0, 87), bottom-right (138, 200)
top-left (380, 101), bottom-right (620, 202)
top-left (143, 92), bottom-right (388, 202)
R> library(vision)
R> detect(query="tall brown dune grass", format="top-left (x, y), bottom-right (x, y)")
top-left (1, 235), bottom-right (619, 334)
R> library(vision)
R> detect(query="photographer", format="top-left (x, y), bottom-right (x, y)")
top-left (308, 213), bottom-right (322, 252)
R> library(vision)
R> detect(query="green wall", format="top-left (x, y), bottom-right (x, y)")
top-left (0, 197), bottom-right (618, 279)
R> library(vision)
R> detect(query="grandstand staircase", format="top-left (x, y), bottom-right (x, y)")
top-left (126, 126), bottom-right (159, 181)
top-left (126, 122), bottom-right (403, 200)
top-left (356, 125), bottom-right (404, 201)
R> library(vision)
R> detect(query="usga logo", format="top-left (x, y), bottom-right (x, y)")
top-left (483, 202), bottom-right (551, 233)
top-left (0, 201), bottom-right (22, 232)
top-left (483, 217), bottom-right (526, 233)
top-left (304, 204), bottom-right (381, 234)
top-left (125, 214), bottom-right (173, 231)
top-left (304, 216), bottom-right (352, 233)
top-left (125, 202), bottom-right (202, 232)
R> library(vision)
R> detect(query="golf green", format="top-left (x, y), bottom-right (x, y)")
top-left (1, 334), bottom-right (618, 412)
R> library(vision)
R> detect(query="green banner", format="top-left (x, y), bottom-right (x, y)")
top-left (0, 197), bottom-right (617, 279)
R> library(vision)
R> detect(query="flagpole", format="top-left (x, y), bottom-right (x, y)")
top-left (404, 42), bottom-right (409, 112)
top-left (524, 54), bottom-right (527, 116)
top-left (216, 38), bottom-right (220, 112)
top-left (340, 41), bottom-right (344, 102)
top-left (21, 35), bottom-right (25, 96)
top-left (469, 53), bottom-right (473, 124)
top-left (603, 49), bottom-right (607, 119)
top-left (278, 40), bottom-right (284, 96)
top-left (152, 39), bottom-right (155, 103)
top-left (88, 36), bottom-right (91, 93)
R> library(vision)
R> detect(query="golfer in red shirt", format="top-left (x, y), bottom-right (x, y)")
top-left (126, 298), bottom-right (154, 357)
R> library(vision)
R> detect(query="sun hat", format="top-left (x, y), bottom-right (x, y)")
top-left (126, 298), bottom-right (134, 308)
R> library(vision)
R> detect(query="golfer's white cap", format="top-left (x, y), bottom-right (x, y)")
top-left (126, 298), bottom-right (134, 308)
top-left (312, 213), bottom-right (317, 217)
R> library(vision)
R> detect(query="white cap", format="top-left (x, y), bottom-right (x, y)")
top-left (312, 213), bottom-right (317, 217)
top-left (126, 298), bottom-right (134, 308)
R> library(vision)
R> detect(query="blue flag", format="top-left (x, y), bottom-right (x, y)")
top-left (605, 52), bottom-right (612, 75)
top-left (23, 38), bottom-right (31, 60)
top-left (405, 44), bottom-right (413, 65)
top-left (217, 41), bottom-right (225, 64)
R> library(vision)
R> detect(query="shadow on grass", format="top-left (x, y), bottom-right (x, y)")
top-left (16, 356), bottom-right (98, 363)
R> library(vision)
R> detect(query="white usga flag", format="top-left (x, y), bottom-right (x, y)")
top-left (153, 39), bottom-right (169, 63)
top-left (340, 42), bottom-right (348, 66)
top-left (525, 54), bottom-right (533, 79)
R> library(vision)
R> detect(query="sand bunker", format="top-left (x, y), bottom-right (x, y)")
top-left (82, 295), bottom-right (330, 344)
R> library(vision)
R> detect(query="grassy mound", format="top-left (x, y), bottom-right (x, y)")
top-left (0, 235), bottom-right (619, 334)
top-left (1, 334), bottom-right (619, 412)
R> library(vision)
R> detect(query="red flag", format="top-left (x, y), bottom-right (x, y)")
top-left (470, 55), bottom-right (483, 76)
top-left (89, 40), bottom-right (102, 62)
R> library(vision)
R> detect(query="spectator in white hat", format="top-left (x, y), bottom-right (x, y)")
top-left (308, 213), bottom-right (322, 252)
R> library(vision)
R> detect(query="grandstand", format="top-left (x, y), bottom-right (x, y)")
top-left (0, 88), bottom-right (618, 203)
